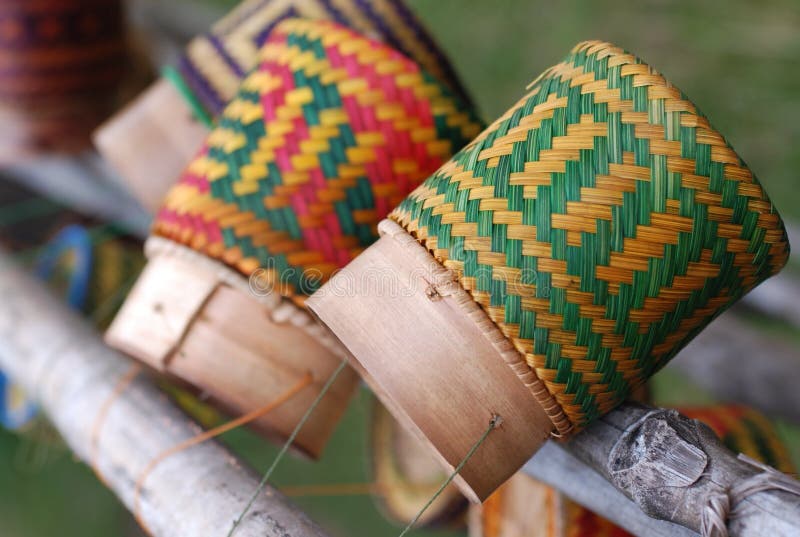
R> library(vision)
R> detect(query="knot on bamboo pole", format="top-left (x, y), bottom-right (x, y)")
top-left (608, 409), bottom-right (709, 519)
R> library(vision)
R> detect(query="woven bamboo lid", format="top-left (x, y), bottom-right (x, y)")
top-left (308, 41), bottom-right (789, 497)
top-left (106, 18), bottom-right (481, 458)
top-left (94, 0), bottom-right (471, 213)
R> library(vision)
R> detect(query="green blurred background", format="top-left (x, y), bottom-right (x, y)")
top-left (2, 0), bottom-right (799, 535)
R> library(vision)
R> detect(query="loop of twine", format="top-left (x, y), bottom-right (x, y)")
top-left (133, 372), bottom-right (313, 530)
top-left (701, 453), bottom-right (800, 537)
top-left (90, 363), bottom-right (143, 487)
top-left (88, 360), bottom-right (312, 536)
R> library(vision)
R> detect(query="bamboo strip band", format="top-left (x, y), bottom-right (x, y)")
top-left (177, 0), bottom-right (470, 117)
top-left (391, 41), bottom-right (790, 429)
top-left (378, 219), bottom-right (570, 435)
top-left (143, 236), bottom-right (350, 361)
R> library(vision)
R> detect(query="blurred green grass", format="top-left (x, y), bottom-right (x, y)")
top-left (2, 1), bottom-right (800, 535)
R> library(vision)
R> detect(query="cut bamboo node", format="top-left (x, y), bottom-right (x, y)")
top-left (306, 220), bottom-right (556, 501)
top-left (105, 238), bottom-right (359, 459)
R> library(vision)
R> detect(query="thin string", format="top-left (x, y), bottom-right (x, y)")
top-left (227, 359), bottom-right (349, 537)
top-left (701, 453), bottom-right (800, 537)
top-left (397, 414), bottom-right (501, 537)
top-left (89, 363), bottom-right (143, 487)
top-left (133, 372), bottom-right (313, 529)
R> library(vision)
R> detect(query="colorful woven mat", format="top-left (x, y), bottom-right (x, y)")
top-left (178, 0), bottom-right (470, 119)
top-left (154, 18), bottom-right (482, 303)
top-left (480, 404), bottom-right (795, 537)
top-left (391, 41), bottom-right (790, 429)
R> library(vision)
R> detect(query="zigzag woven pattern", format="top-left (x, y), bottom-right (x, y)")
top-left (178, 0), bottom-right (469, 117)
top-left (391, 41), bottom-right (790, 428)
top-left (154, 18), bottom-right (482, 302)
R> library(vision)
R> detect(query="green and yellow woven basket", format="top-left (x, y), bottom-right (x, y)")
top-left (391, 41), bottom-right (789, 429)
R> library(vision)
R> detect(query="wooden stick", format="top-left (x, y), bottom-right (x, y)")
top-left (2, 245), bottom-right (798, 536)
top-left (523, 443), bottom-right (697, 537)
top-left (525, 403), bottom-right (800, 537)
top-left (0, 250), bottom-right (329, 537)
top-left (3, 152), bottom-right (151, 238)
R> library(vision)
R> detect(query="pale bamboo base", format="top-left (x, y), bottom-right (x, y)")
top-left (93, 79), bottom-right (208, 213)
top-left (105, 238), bottom-right (359, 458)
top-left (307, 220), bottom-right (557, 502)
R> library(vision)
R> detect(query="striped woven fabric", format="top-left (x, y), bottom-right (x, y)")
top-left (0, 0), bottom-right (126, 157)
top-left (178, 0), bottom-right (469, 118)
top-left (154, 18), bottom-right (482, 303)
top-left (391, 41), bottom-right (790, 428)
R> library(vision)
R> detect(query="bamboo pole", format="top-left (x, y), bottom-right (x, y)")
top-left (1, 247), bottom-right (799, 536)
top-left (0, 250), bottom-right (329, 537)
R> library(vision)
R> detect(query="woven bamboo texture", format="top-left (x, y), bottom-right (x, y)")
top-left (178, 0), bottom-right (470, 118)
top-left (479, 404), bottom-right (795, 537)
top-left (391, 41), bottom-right (790, 429)
top-left (153, 18), bottom-right (481, 303)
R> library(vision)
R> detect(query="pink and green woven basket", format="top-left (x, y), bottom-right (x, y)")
top-left (154, 18), bottom-right (482, 303)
